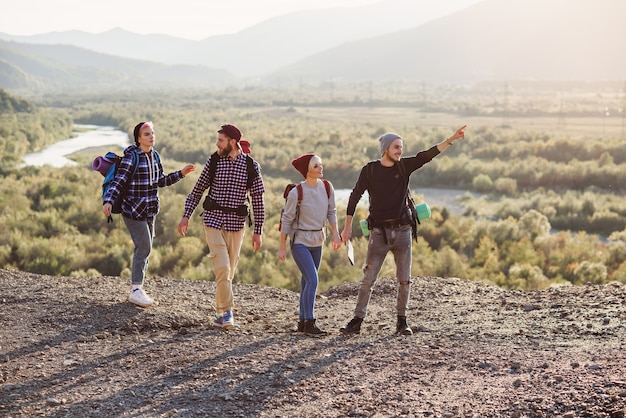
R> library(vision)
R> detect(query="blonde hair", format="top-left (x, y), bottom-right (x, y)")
top-left (309, 155), bottom-right (322, 171)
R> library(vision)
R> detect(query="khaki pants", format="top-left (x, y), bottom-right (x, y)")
top-left (204, 226), bottom-right (245, 313)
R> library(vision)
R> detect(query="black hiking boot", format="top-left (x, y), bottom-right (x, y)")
top-left (396, 315), bottom-right (413, 336)
top-left (303, 319), bottom-right (327, 337)
top-left (340, 317), bottom-right (363, 335)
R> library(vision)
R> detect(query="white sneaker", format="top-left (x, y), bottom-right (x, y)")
top-left (129, 287), bottom-right (154, 307)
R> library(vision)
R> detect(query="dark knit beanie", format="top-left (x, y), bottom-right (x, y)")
top-left (291, 154), bottom-right (315, 179)
top-left (133, 121), bottom-right (147, 144)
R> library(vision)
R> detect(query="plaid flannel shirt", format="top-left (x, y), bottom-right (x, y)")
top-left (103, 146), bottom-right (184, 220)
top-left (183, 152), bottom-right (265, 234)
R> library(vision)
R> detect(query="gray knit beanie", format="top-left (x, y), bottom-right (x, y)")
top-left (379, 132), bottom-right (402, 155)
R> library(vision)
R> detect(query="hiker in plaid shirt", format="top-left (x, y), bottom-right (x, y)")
top-left (103, 121), bottom-right (195, 307)
top-left (178, 124), bottom-right (265, 329)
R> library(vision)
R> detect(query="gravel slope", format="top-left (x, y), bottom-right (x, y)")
top-left (1, 268), bottom-right (626, 417)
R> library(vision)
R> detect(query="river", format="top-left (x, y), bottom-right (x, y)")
top-left (21, 124), bottom-right (131, 168)
top-left (334, 188), bottom-right (471, 216)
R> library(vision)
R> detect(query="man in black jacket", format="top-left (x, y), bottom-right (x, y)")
top-left (339, 125), bottom-right (466, 336)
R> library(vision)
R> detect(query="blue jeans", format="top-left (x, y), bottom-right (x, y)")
top-left (354, 224), bottom-right (412, 318)
top-left (291, 244), bottom-right (322, 320)
top-left (123, 216), bottom-right (155, 286)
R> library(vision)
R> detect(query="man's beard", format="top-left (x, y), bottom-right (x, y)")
top-left (218, 142), bottom-right (233, 156)
top-left (385, 148), bottom-right (401, 162)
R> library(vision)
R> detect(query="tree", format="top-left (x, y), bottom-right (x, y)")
top-left (518, 209), bottom-right (551, 241)
top-left (472, 174), bottom-right (493, 193)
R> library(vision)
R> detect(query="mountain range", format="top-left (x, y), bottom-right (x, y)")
top-left (0, 0), bottom-right (624, 95)
top-left (273, 0), bottom-right (626, 83)
top-left (0, 0), bottom-right (480, 78)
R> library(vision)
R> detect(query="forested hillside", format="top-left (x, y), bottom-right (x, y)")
top-left (0, 40), bottom-right (234, 93)
top-left (0, 88), bottom-right (72, 166)
top-left (1, 85), bottom-right (626, 291)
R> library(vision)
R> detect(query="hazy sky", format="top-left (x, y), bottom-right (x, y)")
top-left (1, 0), bottom-right (483, 40)
top-left (1, 0), bottom-right (384, 40)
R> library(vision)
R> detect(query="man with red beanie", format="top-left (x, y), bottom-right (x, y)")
top-left (340, 125), bottom-right (466, 336)
top-left (178, 124), bottom-right (265, 329)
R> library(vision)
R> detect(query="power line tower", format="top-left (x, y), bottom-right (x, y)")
top-left (501, 81), bottom-right (510, 127)
top-left (558, 97), bottom-right (566, 127)
top-left (622, 80), bottom-right (626, 140)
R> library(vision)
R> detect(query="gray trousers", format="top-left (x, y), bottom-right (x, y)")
top-left (354, 224), bottom-right (412, 318)
top-left (123, 216), bottom-right (155, 286)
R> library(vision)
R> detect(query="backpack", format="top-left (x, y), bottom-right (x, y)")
top-left (278, 180), bottom-right (331, 241)
top-left (201, 151), bottom-right (259, 227)
top-left (93, 151), bottom-right (142, 223)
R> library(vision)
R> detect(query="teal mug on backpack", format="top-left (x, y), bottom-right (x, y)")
top-left (415, 202), bottom-right (431, 220)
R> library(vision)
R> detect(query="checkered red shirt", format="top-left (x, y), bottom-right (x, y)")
top-left (183, 153), bottom-right (265, 234)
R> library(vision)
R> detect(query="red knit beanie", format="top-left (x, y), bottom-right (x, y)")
top-left (291, 154), bottom-right (315, 179)
top-left (218, 124), bottom-right (242, 141)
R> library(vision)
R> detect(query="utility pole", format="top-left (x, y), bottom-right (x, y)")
top-left (502, 81), bottom-right (509, 127)
top-left (622, 80), bottom-right (626, 140)
top-left (558, 97), bottom-right (566, 127)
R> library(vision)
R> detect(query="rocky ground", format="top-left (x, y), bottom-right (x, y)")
top-left (1, 268), bottom-right (626, 417)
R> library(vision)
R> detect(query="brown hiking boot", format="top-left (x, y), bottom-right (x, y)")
top-left (340, 317), bottom-right (363, 335)
top-left (302, 319), bottom-right (327, 337)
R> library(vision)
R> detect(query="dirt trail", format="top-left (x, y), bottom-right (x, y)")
top-left (1, 269), bottom-right (626, 417)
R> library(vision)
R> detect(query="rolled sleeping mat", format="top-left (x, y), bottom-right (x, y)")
top-left (92, 156), bottom-right (115, 176)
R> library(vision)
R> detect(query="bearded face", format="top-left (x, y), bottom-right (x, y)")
top-left (216, 133), bottom-right (235, 157)
top-left (218, 140), bottom-right (233, 157)
top-left (384, 139), bottom-right (403, 162)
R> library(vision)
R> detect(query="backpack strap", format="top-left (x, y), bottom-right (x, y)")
top-left (152, 149), bottom-right (161, 165)
top-left (322, 179), bottom-right (331, 198)
top-left (244, 155), bottom-right (259, 227)
top-left (285, 184), bottom-right (304, 248)
top-left (365, 161), bottom-right (379, 205)
top-left (396, 158), bottom-right (420, 241)
top-left (106, 151), bottom-right (140, 224)
top-left (208, 151), bottom-right (219, 186)
top-left (132, 151), bottom-right (140, 177)
top-left (295, 183), bottom-right (304, 221)
top-left (245, 154), bottom-right (259, 189)
top-left (122, 149), bottom-right (141, 178)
